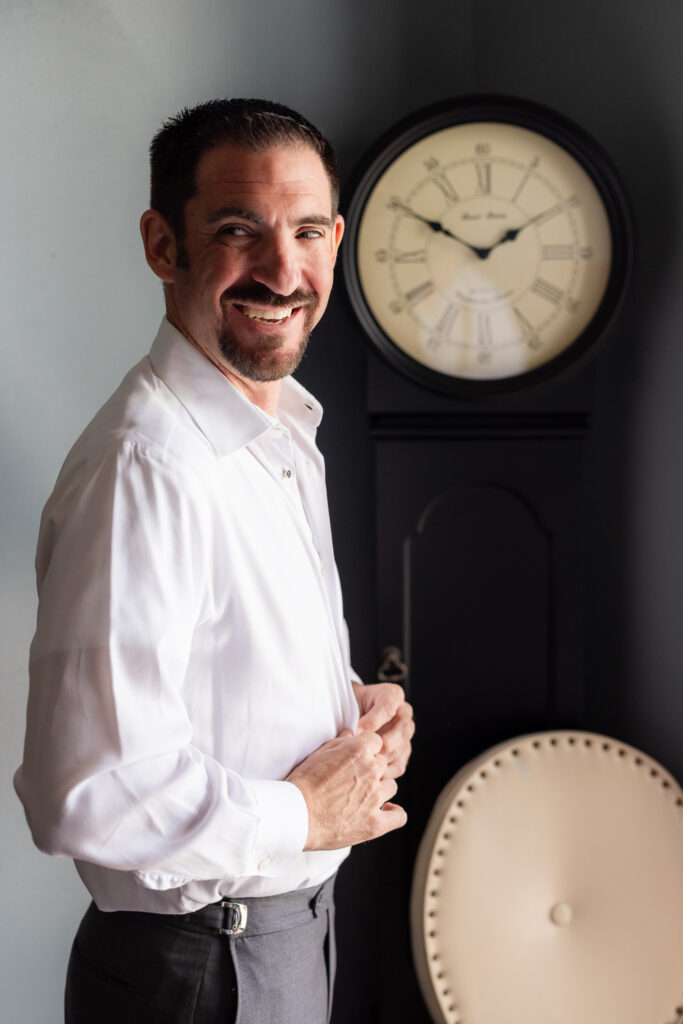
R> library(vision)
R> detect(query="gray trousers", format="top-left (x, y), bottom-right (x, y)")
top-left (65, 876), bottom-right (336, 1024)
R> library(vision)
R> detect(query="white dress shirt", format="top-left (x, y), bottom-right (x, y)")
top-left (15, 318), bottom-right (360, 912)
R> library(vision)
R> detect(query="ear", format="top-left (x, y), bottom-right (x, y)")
top-left (140, 209), bottom-right (178, 283)
top-left (331, 214), bottom-right (344, 266)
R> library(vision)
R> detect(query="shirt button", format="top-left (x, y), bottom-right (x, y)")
top-left (282, 468), bottom-right (292, 479)
top-left (257, 856), bottom-right (272, 872)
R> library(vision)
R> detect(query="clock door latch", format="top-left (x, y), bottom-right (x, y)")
top-left (377, 645), bottom-right (408, 684)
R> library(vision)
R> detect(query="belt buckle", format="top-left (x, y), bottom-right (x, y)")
top-left (218, 900), bottom-right (248, 936)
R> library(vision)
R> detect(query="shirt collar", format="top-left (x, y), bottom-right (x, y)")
top-left (149, 318), bottom-right (323, 457)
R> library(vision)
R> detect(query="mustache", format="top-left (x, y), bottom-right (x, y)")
top-left (220, 284), bottom-right (317, 308)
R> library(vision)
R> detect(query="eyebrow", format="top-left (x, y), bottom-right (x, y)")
top-left (206, 206), bottom-right (333, 229)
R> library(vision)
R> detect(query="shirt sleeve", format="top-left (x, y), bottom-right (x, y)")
top-left (14, 441), bottom-right (309, 887)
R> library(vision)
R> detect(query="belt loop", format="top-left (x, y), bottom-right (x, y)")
top-left (218, 900), bottom-right (248, 936)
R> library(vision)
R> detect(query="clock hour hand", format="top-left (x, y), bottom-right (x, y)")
top-left (388, 197), bottom-right (489, 259)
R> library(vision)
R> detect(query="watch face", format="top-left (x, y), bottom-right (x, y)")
top-left (343, 98), bottom-right (632, 396)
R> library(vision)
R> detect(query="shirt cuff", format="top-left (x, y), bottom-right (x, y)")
top-left (247, 779), bottom-right (309, 876)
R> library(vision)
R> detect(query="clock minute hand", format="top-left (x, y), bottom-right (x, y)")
top-left (389, 198), bottom-right (488, 259)
top-left (486, 207), bottom-right (557, 253)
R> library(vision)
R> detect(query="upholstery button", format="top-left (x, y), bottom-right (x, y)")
top-left (549, 902), bottom-right (573, 926)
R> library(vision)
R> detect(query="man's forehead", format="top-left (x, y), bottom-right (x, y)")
top-left (194, 142), bottom-right (330, 199)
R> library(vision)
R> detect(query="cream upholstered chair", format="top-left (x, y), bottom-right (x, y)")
top-left (411, 731), bottom-right (683, 1024)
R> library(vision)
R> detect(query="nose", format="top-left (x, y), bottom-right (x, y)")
top-left (250, 233), bottom-right (301, 297)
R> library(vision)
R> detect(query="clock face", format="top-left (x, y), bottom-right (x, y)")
top-left (344, 99), bottom-right (632, 395)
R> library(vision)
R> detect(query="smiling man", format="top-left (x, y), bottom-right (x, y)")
top-left (15, 99), bottom-right (414, 1024)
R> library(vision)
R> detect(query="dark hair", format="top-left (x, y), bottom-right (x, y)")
top-left (149, 97), bottom-right (339, 243)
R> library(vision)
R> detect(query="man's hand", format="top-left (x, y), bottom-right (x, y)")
top-left (353, 682), bottom-right (415, 779)
top-left (286, 731), bottom-right (407, 851)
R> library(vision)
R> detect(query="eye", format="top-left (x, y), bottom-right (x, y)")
top-left (297, 228), bottom-right (325, 239)
top-left (217, 224), bottom-right (252, 239)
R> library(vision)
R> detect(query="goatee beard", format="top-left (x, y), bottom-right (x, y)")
top-left (218, 326), bottom-right (311, 382)
top-left (217, 284), bottom-right (317, 382)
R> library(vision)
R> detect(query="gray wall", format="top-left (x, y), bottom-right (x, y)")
top-left (2, 2), bottom-right (682, 1021)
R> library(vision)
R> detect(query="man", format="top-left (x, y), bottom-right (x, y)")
top-left (14, 98), bottom-right (414, 1024)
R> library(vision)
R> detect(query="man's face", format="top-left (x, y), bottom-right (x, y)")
top-left (168, 142), bottom-right (344, 382)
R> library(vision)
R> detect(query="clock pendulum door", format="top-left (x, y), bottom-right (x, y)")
top-left (369, 381), bottom-right (592, 1022)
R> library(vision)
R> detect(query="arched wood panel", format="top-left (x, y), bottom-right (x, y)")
top-left (406, 483), bottom-right (553, 834)
top-left (373, 430), bottom-right (589, 1024)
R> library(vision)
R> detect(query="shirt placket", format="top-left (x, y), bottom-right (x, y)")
top-left (248, 426), bottom-right (346, 672)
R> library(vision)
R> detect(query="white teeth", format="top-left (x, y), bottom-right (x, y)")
top-left (238, 304), bottom-right (293, 323)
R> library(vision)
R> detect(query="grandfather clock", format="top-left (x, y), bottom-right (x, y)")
top-left (341, 95), bottom-right (632, 1021)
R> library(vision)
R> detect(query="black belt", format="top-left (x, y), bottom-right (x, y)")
top-left (166, 875), bottom-right (335, 938)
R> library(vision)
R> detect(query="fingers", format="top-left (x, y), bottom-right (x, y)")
top-left (377, 701), bottom-right (415, 746)
top-left (354, 681), bottom-right (415, 779)
top-left (351, 732), bottom-right (390, 781)
top-left (384, 757), bottom-right (409, 781)
top-left (376, 702), bottom-right (415, 778)
top-left (326, 729), bottom-right (380, 753)
top-left (286, 727), bottom-right (407, 851)
top-left (379, 775), bottom-right (398, 804)
top-left (353, 729), bottom-right (384, 756)
top-left (356, 683), bottom-right (406, 733)
top-left (376, 802), bottom-right (408, 836)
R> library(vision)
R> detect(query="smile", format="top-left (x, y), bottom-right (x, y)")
top-left (234, 304), bottom-right (298, 325)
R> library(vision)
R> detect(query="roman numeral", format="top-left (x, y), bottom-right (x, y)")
top-left (532, 278), bottom-right (563, 305)
top-left (405, 280), bottom-right (435, 305)
top-left (477, 313), bottom-right (493, 346)
top-left (432, 173), bottom-right (458, 202)
top-left (436, 302), bottom-right (459, 337)
top-left (475, 162), bottom-right (491, 194)
top-left (393, 248), bottom-right (427, 264)
top-left (513, 306), bottom-right (534, 334)
top-left (542, 244), bottom-right (575, 260)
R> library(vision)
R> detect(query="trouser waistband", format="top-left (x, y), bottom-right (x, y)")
top-left (167, 874), bottom-right (336, 938)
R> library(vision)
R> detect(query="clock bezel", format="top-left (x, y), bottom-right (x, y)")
top-left (342, 95), bottom-right (633, 399)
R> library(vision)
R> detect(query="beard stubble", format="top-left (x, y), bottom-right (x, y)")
top-left (217, 285), bottom-right (318, 382)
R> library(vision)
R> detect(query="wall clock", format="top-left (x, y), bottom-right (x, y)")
top-left (342, 95), bottom-right (633, 397)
